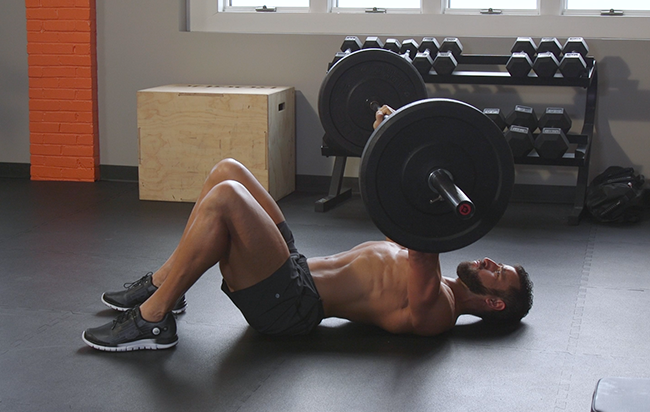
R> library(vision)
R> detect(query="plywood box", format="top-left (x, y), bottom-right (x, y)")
top-left (137, 84), bottom-right (295, 202)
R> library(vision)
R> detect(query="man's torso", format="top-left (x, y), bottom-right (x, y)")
top-left (308, 241), bottom-right (457, 335)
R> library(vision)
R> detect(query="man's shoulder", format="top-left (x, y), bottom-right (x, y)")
top-left (408, 283), bottom-right (458, 336)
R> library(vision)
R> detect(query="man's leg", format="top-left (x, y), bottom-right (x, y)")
top-left (100, 158), bottom-right (287, 313)
top-left (83, 179), bottom-right (290, 350)
top-left (150, 158), bottom-right (286, 288)
top-left (139, 179), bottom-right (290, 322)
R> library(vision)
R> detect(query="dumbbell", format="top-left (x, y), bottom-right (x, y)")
top-left (506, 52), bottom-right (533, 77)
top-left (537, 37), bottom-right (562, 59)
top-left (507, 105), bottom-right (538, 132)
top-left (533, 51), bottom-right (560, 78)
top-left (511, 37), bottom-right (537, 60)
top-left (400, 39), bottom-right (420, 60)
top-left (381, 38), bottom-right (418, 63)
top-left (331, 36), bottom-right (363, 66)
top-left (505, 126), bottom-right (535, 157)
top-left (483, 108), bottom-right (507, 131)
top-left (507, 38), bottom-right (537, 77)
top-left (559, 37), bottom-right (589, 78)
top-left (383, 38), bottom-right (403, 53)
top-left (433, 37), bottom-right (463, 75)
top-left (534, 107), bottom-right (572, 159)
top-left (412, 37), bottom-right (440, 75)
top-left (533, 37), bottom-right (564, 78)
top-left (535, 128), bottom-right (569, 159)
top-left (505, 105), bottom-right (538, 157)
top-left (538, 107), bottom-right (572, 133)
top-left (362, 36), bottom-right (384, 49)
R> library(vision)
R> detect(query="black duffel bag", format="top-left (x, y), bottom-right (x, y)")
top-left (586, 166), bottom-right (646, 223)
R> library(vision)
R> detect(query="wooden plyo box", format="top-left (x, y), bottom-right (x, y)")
top-left (137, 84), bottom-right (295, 202)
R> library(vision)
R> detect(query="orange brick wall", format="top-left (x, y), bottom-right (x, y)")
top-left (25, 0), bottom-right (99, 181)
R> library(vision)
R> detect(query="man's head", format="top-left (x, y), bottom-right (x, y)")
top-left (457, 258), bottom-right (533, 324)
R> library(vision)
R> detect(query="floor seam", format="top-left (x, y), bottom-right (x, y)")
top-left (553, 223), bottom-right (598, 411)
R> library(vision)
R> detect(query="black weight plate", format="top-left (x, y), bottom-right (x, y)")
top-left (319, 49), bottom-right (428, 157)
top-left (360, 98), bottom-right (514, 253)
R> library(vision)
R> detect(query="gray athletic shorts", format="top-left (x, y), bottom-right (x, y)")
top-left (221, 222), bottom-right (325, 336)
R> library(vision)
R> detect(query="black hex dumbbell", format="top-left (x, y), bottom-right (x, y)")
top-left (511, 37), bottom-right (537, 60)
top-left (538, 107), bottom-right (572, 133)
top-left (412, 37), bottom-right (440, 75)
top-left (506, 52), bottom-right (533, 77)
top-left (535, 128), bottom-right (569, 159)
top-left (383, 38), bottom-right (402, 53)
top-left (507, 105), bottom-right (538, 133)
top-left (331, 36), bottom-right (363, 66)
top-left (537, 37), bottom-right (563, 60)
top-left (483, 108), bottom-right (508, 131)
top-left (382, 38), bottom-right (416, 63)
top-left (505, 125), bottom-right (535, 157)
top-left (432, 37), bottom-right (463, 75)
top-left (533, 51), bottom-right (560, 78)
top-left (400, 39), bottom-right (420, 59)
top-left (560, 37), bottom-right (589, 78)
top-left (362, 36), bottom-right (384, 49)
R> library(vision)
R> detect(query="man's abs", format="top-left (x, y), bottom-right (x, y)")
top-left (308, 242), bottom-right (413, 330)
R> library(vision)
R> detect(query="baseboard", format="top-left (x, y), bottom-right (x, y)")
top-left (0, 163), bottom-right (30, 179)
top-left (510, 184), bottom-right (575, 204)
top-left (296, 174), bottom-right (360, 194)
top-left (296, 174), bottom-right (575, 204)
top-left (99, 165), bottom-right (138, 182)
top-left (0, 165), bottom-right (576, 204)
top-left (0, 163), bottom-right (139, 182)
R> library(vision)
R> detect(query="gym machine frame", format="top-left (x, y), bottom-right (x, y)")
top-left (316, 53), bottom-right (598, 226)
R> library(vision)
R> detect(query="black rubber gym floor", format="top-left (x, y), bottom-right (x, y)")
top-left (1, 178), bottom-right (648, 412)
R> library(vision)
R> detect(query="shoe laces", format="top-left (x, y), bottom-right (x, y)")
top-left (112, 308), bottom-right (137, 330)
top-left (123, 272), bottom-right (153, 289)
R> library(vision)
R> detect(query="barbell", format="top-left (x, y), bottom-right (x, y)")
top-left (318, 48), bottom-right (515, 253)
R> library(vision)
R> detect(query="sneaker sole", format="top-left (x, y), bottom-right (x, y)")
top-left (82, 332), bottom-right (178, 352)
top-left (101, 293), bottom-right (187, 315)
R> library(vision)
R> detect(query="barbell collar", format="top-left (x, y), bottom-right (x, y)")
top-left (428, 169), bottom-right (475, 219)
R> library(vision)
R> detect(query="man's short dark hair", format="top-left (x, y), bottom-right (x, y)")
top-left (477, 265), bottom-right (533, 324)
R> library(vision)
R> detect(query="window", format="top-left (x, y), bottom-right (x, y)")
top-left (566, 0), bottom-right (650, 10)
top-left (230, 0), bottom-right (307, 5)
top-left (448, 0), bottom-right (536, 9)
top-left (228, 0), bottom-right (308, 8)
top-left (187, 0), bottom-right (650, 39)
top-left (336, 0), bottom-right (419, 8)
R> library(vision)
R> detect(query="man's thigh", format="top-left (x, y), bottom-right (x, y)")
top-left (216, 181), bottom-right (290, 291)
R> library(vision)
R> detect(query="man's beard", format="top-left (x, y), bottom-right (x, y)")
top-left (456, 261), bottom-right (488, 295)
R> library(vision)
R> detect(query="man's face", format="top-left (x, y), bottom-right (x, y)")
top-left (457, 258), bottom-right (520, 296)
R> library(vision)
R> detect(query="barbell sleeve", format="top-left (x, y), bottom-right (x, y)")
top-left (428, 169), bottom-right (475, 219)
top-left (368, 100), bottom-right (382, 112)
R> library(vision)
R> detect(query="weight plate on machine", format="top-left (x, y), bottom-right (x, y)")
top-left (319, 48), bottom-right (428, 157)
top-left (360, 98), bottom-right (515, 253)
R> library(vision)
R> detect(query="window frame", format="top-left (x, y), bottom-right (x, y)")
top-left (188, 0), bottom-right (650, 39)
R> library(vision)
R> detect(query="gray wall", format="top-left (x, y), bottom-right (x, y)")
top-left (3, 0), bottom-right (650, 185)
top-left (0, 0), bottom-right (30, 164)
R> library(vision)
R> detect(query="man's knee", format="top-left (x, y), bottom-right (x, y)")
top-left (202, 180), bottom-right (248, 212)
top-left (207, 158), bottom-right (245, 186)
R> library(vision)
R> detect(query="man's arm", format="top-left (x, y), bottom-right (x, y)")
top-left (373, 105), bottom-right (395, 129)
top-left (406, 249), bottom-right (446, 333)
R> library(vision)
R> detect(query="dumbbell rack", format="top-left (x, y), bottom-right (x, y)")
top-left (317, 54), bottom-right (598, 226)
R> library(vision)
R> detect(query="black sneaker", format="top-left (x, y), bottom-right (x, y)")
top-left (101, 273), bottom-right (187, 314)
top-left (82, 306), bottom-right (178, 352)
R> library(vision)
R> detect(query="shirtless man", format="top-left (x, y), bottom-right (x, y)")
top-left (82, 107), bottom-right (533, 351)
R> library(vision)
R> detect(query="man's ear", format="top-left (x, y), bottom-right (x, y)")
top-left (486, 297), bottom-right (506, 311)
